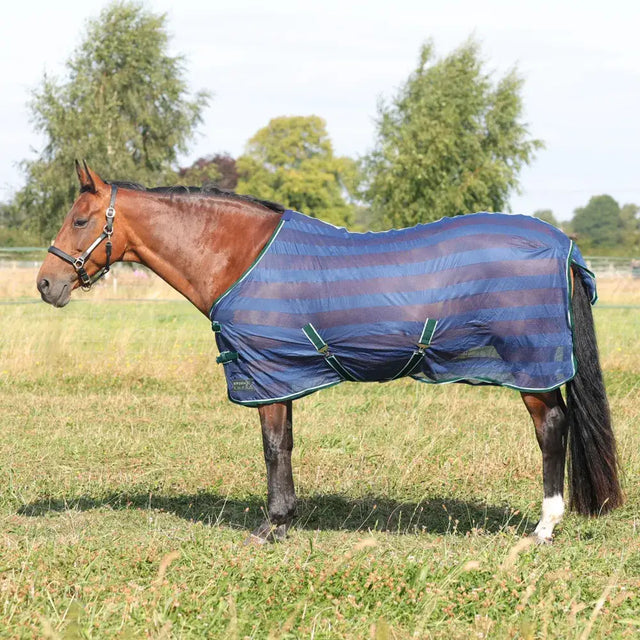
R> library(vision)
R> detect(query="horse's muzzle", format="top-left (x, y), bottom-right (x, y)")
top-left (37, 277), bottom-right (71, 307)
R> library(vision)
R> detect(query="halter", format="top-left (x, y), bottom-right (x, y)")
top-left (48, 185), bottom-right (118, 291)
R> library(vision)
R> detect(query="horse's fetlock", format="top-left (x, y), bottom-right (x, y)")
top-left (269, 496), bottom-right (297, 524)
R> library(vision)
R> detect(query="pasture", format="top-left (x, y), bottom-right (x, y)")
top-left (0, 268), bottom-right (639, 638)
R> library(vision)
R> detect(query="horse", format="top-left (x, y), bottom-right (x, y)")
top-left (37, 161), bottom-right (622, 544)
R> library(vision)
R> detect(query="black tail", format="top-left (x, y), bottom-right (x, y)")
top-left (566, 267), bottom-right (623, 515)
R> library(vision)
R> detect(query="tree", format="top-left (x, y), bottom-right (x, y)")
top-left (179, 154), bottom-right (238, 190)
top-left (361, 39), bottom-right (543, 228)
top-left (14, 2), bottom-right (209, 240)
top-left (620, 203), bottom-right (640, 254)
top-left (0, 201), bottom-right (40, 246)
top-left (572, 195), bottom-right (623, 251)
top-left (620, 203), bottom-right (639, 234)
top-left (533, 209), bottom-right (559, 227)
top-left (236, 116), bottom-right (356, 227)
top-left (0, 201), bottom-right (24, 229)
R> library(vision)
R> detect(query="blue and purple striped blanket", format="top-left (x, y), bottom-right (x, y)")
top-left (210, 210), bottom-right (596, 406)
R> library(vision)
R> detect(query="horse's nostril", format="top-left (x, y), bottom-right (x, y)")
top-left (38, 278), bottom-right (50, 294)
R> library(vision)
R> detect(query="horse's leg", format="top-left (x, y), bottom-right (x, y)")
top-left (249, 400), bottom-right (297, 543)
top-left (521, 390), bottom-right (568, 543)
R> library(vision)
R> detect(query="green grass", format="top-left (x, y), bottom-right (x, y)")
top-left (0, 299), bottom-right (639, 638)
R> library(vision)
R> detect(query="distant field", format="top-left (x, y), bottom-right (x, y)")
top-left (0, 271), bottom-right (638, 638)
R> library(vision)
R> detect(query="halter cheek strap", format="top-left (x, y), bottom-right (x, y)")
top-left (48, 185), bottom-right (118, 291)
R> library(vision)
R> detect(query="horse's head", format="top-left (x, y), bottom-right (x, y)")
top-left (37, 161), bottom-right (126, 307)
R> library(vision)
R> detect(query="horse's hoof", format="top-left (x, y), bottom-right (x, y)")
top-left (271, 524), bottom-right (288, 542)
top-left (243, 532), bottom-right (270, 546)
top-left (530, 533), bottom-right (553, 545)
top-left (244, 522), bottom-right (289, 545)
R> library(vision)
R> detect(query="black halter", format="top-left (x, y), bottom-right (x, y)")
top-left (48, 185), bottom-right (118, 291)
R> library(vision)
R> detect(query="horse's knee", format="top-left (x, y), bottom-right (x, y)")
top-left (263, 443), bottom-right (292, 464)
top-left (542, 405), bottom-right (567, 449)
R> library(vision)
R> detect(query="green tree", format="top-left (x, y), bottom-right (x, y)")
top-left (14, 1), bottom-right (208, 240)
top-left (0, 201), bottom-right (40, 246)
top-left (572, 195), bottom-right (623, 251)
top-left (533, 209), bottom-right (559, 227)
top-left (361, 39), bottom-right (542, 228)
top-left (620, 203), bottom-right (639, 234)
top-left (0, 201), bottom-right (24, 229)
top-left (236, 116), bottom-right (356, 227)
top-left (620, 203), bottom-right (640, 255)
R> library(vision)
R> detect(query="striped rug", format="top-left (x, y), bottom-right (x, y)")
top-left (210, 210), bottom-right (596, 406)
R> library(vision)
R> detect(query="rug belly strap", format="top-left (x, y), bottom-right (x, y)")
top-left (388, 317), bottom-right (438, 381)
top-left (302, 323), bottom-right (358, 382)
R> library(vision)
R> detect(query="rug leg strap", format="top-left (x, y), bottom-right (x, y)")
top-left (302, 323), bottom-right (358, 382)
top-left (390, 318), bottom-right (438, 380)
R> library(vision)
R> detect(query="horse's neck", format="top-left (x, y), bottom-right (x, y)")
top-left (121, 193), bottom-right (282, 315)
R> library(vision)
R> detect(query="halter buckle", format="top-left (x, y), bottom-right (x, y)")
top-left (104, 204), bottom-right (116, 236)
top-left (74, 256), bottom-right (86, 270)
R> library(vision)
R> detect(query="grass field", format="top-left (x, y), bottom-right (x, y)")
top-left (0, 270), bottom-right (639, 638)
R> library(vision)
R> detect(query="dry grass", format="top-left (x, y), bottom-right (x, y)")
top-left (595, 276), bottom-right (640, 305)
top-left (0, 264), bottom-right (180, 301)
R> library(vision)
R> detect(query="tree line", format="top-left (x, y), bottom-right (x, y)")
top-left (534, 199), bottom-right (640, 256)
top-left (1, 2), bottom-right (637, 257)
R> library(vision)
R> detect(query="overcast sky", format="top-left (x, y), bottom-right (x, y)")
top-left (1, 0), bottom-right (638, 220)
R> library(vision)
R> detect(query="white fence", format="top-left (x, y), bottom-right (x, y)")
top-left (583, 256), bottom-right (640, 278)
top-left (0, 247), bottom-right (47, 269)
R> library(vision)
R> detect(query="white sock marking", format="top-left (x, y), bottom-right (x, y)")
top-left (534, 494), bottom-right (564, 540)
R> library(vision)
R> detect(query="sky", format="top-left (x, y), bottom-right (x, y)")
top-left (1, 0), bottom-right (638, 221)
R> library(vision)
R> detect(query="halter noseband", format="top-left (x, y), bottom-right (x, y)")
top-left (48, 185), bottom-right (118, 291)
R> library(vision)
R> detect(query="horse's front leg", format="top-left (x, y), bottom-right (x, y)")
top-left (522, 391), bottom-right (568, 543)
top-left (249, 400), bottom-right (297, 543)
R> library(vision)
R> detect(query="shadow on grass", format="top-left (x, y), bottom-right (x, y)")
top-left (17, 491), bottom-right (530, 536)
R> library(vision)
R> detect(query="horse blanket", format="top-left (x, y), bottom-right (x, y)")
top-left (209, 210), bottom-right (596, 406)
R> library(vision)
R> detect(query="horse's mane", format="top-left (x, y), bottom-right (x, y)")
top-left (104, 181), bottom-right (286, 214)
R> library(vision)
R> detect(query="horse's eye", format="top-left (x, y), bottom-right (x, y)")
top-left (73, 218), bottom-right (89, 228)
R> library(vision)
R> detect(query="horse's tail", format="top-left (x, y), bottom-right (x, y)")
top-left (566, 266), bottom-right (623, 515)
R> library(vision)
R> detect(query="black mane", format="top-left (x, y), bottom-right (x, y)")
top-left (106, 180), bottom-right (285, 214)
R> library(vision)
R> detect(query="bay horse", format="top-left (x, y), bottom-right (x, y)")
top-left (36, 162), bottom-right (622, 543)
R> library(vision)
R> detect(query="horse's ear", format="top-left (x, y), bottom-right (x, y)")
top-left (75, 160), bottom-right (106, 194)
top-left (75, 159), bottom-right (95, 193)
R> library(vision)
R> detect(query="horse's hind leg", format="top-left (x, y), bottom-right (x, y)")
top-left (521, 390), bottom-right (568, 543)
top-left (249, 400), bottom-right (297, 544)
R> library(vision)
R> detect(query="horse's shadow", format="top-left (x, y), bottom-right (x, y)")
top-left (17, 491), bottom-right (532, 536)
